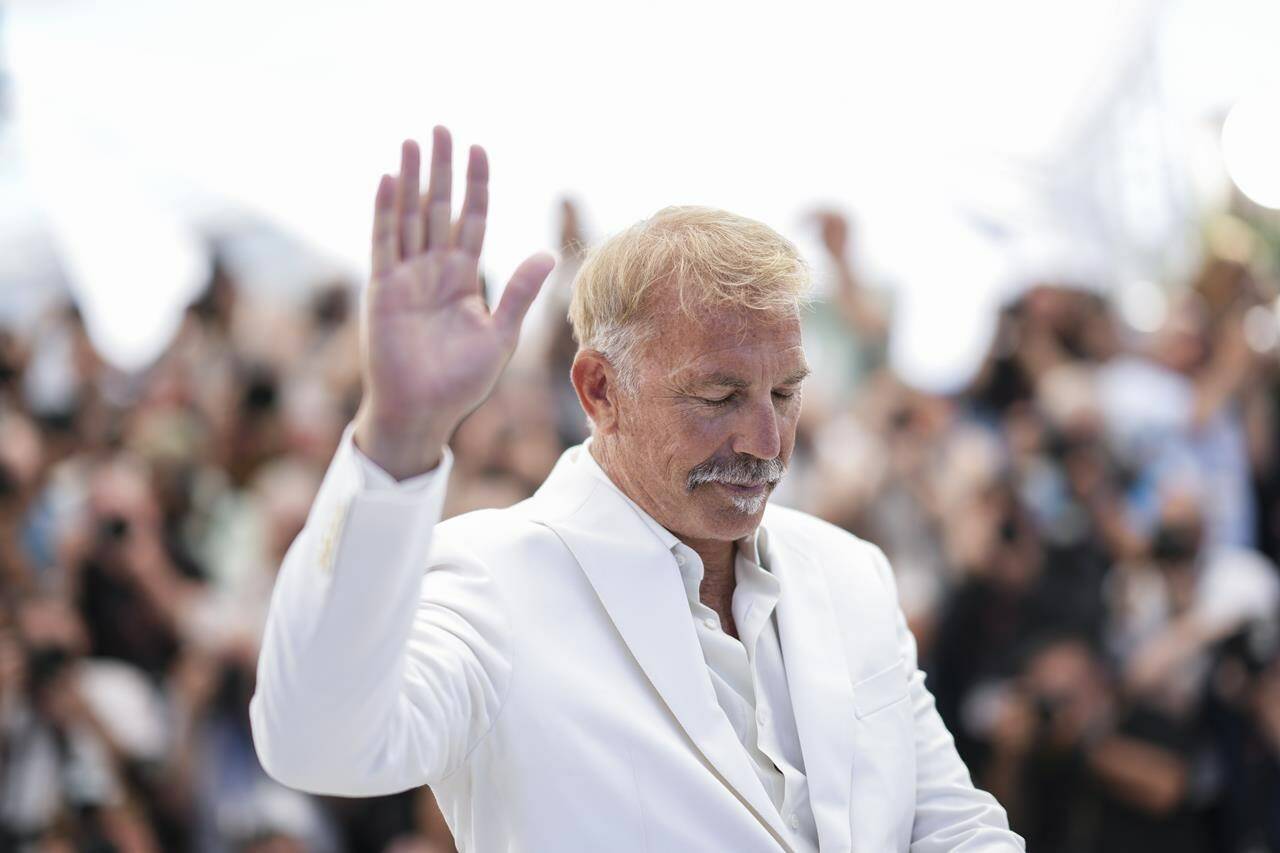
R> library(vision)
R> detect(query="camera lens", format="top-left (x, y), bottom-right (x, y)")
top-left (97, 515), bottom-right (130, 542)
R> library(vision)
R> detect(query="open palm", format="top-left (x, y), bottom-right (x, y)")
top-left (356, 127), bottom-right (555, 478)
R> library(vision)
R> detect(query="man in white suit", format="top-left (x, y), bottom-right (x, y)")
top-left (250, 127), bottom-right (1024, 852)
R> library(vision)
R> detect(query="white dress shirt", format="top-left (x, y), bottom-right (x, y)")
top-left (353, 437), bottom-right (820, 850)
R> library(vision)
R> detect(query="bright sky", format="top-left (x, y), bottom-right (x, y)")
top-left (5, 0), bottom-right (1278, 388)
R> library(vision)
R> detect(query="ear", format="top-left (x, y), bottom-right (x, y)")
top-left (571, 350), bottom-right (622, 434)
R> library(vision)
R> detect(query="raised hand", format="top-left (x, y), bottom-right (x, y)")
top-left (811, 209), bottom-right (850, 260)
top-left (559, 197), bottom-right (585, 256)
top-left (354, 127), bottom-right (555, 479)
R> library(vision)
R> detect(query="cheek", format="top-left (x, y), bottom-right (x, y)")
top-left (627, 401), bottom-right (737, 490)
top-left (780, 407), bottom-right (802, 455)
top-left (666, 411), bottom-right (732, 471)
top-left (629, 408), bottom-right (697, 475)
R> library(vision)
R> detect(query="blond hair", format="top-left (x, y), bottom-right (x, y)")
top-left (568, 206), bottom-right (809, 386)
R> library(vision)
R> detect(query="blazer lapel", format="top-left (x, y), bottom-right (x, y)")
top-left (767, 531), bottom-right (857, 852)
top-left (532, 449), bottom-right (797, 851)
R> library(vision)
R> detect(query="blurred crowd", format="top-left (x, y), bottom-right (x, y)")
top-left (1, 199), bottom-right (1279, 853)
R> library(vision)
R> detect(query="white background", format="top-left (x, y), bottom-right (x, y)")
top-left (3, 0), bottom-right (1278, 387)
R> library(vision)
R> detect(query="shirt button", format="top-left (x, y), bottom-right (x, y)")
top-left (675, 552), bottom-right (687, 567)
top-left (757, 707), bottom-right (770, 725)
top-left (788, 814), bottom-right (800, 830)
top-left (702, 616), bottom-right (717, 630)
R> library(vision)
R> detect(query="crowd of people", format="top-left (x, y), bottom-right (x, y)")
top-left (0, 199), bottom-right (1278, 852)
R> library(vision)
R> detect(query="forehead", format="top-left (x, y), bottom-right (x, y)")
top-left (646, 301), bottom-right (807, 383)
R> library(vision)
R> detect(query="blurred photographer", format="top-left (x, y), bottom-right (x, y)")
top-left (68, 457), bottom-right (208, 681)
top-left (0, 594), bottom-right (164, 852)
top-left (988, 635), bottom-right (1212, 853)
top-left (1119, 490), bottom-right (1279, 706)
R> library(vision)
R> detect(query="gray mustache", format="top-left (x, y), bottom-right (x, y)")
top-left (686, 455), bottom-right (786, 491)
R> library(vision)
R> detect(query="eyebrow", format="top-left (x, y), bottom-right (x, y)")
top-left (692, 366), bottom-right (812, 390)
top-left (781, 366), bottom-right (812, 385)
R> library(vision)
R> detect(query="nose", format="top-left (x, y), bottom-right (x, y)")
top-left (731, 396), bottom-right (782, 461)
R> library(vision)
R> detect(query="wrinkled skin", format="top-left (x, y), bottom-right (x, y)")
top-left (573, 284), bottom-right (809, 594)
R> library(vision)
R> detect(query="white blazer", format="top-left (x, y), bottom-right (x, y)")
top-left (250, 435), bottom-right (1023, 852)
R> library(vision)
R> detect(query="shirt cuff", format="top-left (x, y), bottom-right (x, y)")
top-left (346, 424), bottom-right (451, 493)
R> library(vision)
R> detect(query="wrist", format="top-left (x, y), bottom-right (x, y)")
top-left (353, 407), bottom-right (450, 481)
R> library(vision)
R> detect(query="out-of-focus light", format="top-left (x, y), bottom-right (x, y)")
top-left (886, 214), bottom-right (1006, 395)
top-left (1222, 95), bottom-right (1280, 209)
top-left (1117, 279), bottom-right (1168, 334)
top-left (1243, 303), bottom-right (1279, 353)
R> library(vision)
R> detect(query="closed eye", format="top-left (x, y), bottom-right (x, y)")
top-left (699, 390), bottom-right (797, 406)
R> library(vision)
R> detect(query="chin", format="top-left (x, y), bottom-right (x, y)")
top-left (695, 490), bottom-right (770, 539)
top-left (725, 492), bottom-right (768, 515)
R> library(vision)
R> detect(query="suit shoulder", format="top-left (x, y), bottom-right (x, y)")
top-left (433, 505), bottom-right (508, 537)
top-left (766, 503), bottom-right (882, 558)
top-left (766, 505), bottom-right (899, 611)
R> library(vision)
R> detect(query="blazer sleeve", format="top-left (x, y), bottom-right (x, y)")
top-left (249, 424), bottom-right (513, 796)
top-left (868, 545), bottom-right (1026, 852)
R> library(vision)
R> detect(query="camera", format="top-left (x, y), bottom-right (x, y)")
top-left (96, 514), bottom-right (130, 544)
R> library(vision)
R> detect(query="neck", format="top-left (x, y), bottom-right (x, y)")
top-left (686, 535), bottom-right (737, 607)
